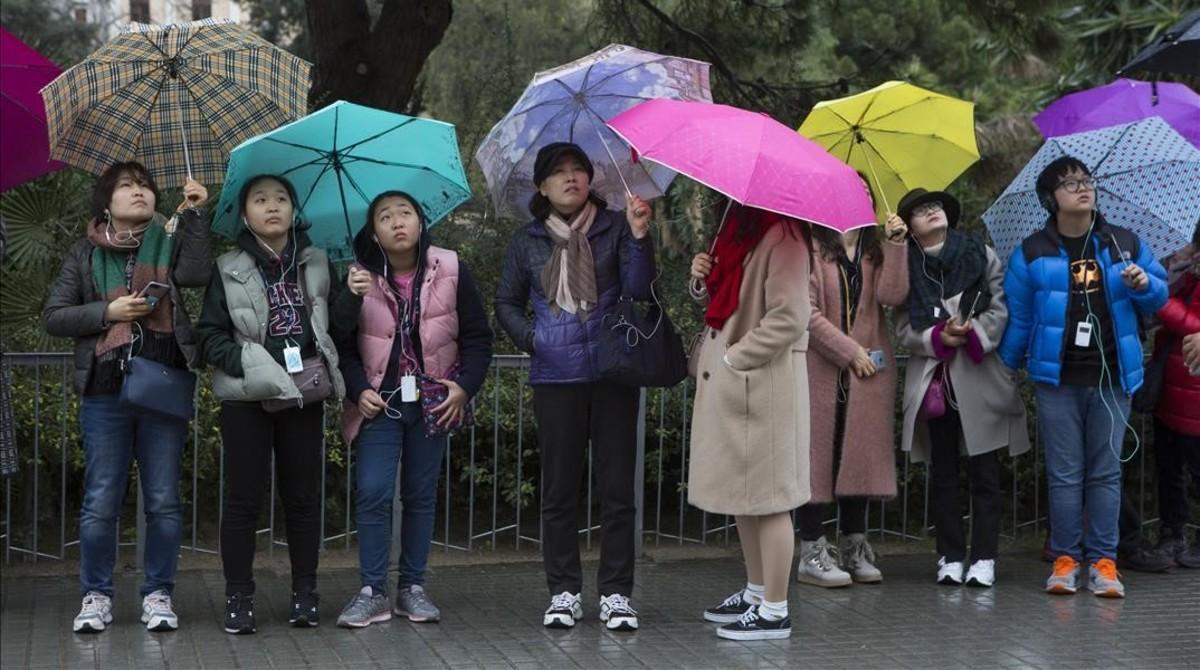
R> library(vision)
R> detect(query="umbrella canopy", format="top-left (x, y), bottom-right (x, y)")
top-left (1119, 9), bottom-right (1200, 77)
top-left (0, 28), bottom-right (64, 191)
top-left (798, 80), bottom-right (979, 220)
top-left (40, 18), bottom-right (311, 187)
top-left (607, 99), bottom-right (877, 232)
top-left (475, 44), bottom-right (711, 220)
top-left (212, 100), bottom-right (471, 262)
top-left (1033, 78), bottom-right (1200, 148)
top-left (982, 117), bottom-right (1200, 263)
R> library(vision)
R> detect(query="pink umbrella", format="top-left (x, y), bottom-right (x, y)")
top-left (1, 28), bottom-right (64, 192)
top-left (606, 98), bottom-right (877, 232)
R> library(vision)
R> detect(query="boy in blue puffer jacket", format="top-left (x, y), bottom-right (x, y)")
top-left (998, 156), bottom-right (1168, 599)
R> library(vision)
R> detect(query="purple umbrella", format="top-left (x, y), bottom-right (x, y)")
top-left (0, 28), bottom-right (64, 192)
top-left (1033, 78), bottom-right (1200, 148)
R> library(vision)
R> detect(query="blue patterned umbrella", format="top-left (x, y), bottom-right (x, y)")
top-left (983, 117), bottom-right (1200, 262)
top-left (475, 44), bottom-right (711, 220)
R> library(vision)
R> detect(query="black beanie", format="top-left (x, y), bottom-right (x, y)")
top-left (532, 142), bottom-right (594, 185)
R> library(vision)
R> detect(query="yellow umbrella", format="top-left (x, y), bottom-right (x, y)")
top-left (798, 81), bottom-right (979, 220)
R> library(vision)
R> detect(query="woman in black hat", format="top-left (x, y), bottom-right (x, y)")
top-left (894, 188), bottom-right (1029, 589)
top-left (494, 142), bottom-right (654, 631)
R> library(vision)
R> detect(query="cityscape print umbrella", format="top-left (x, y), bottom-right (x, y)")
top-left (212, 100), bottom-right (471, 262)
top-left (40, 18), bottom-right (311, 187)
top-left (798, 80), bottom-right (979, 220)
top-left (0, 28), bottom-right (64, 191)
top-left (475, 44), bottom-right (712, 220)
top-left (982, 117), bottom-right (1200, 263)
top-left (1033, 78), bottom-right (1200, 148)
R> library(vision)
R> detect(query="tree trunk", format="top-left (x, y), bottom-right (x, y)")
top-left (305, 0), bottom-right (453, 113)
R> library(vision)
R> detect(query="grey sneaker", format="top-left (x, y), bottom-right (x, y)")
top-left (1046, 556), bottom-right (1080, 595)
top-left (839, 533), bottom-right (883, 583)
top-left (394, 585), bottom-right (440, 622)
top-left (797, 537), bottom-right (852, 587)
top-left (141, 589), bottom-right (178, 631)
top-left (73, 592), bottom-right (113, 633)
top-left (1087, 559), bottom-right (1125, 598)
top-left (337, 586), bottom-right (392, 628)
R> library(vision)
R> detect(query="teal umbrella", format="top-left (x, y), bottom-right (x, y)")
top-left (213, 100), bottom-right (472, 260)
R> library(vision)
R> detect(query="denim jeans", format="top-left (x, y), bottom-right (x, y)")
top-left (355, 408), bottom-right (448, 591)
top-left (79, 395), bottom-right (186, 597)
top-left (1034, 383), bottom-right (1131, 562)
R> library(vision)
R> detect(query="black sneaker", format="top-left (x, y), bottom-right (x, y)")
top-left (716, 605), bottom-right (790, 641)
top-left (1177, 544), bottom-right (1200, 569)
top-left (703, 589), bottom-right (755, 623)
top-left (223, 593), bottom-right (256, 635)
top-left (1155, 535), bottom-right (1188, 563)
top-left (1118, 544), bottom-right (1173, 573)
top-left (289, 590), bottom-right (320, 627)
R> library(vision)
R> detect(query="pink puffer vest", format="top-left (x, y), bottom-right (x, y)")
top-left (340, 246), bottom-right (460, 443)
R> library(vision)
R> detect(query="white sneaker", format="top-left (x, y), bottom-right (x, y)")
top-left (937, 557), bottom-right (964, 585)
top-left (796, 537), bottom-right (852, 587)
top-left (598, 593), bottom-right (639, 631)
top-left (965, 559), bottom-right (995, 588)
top-left (543, 591), bottom-right (583, 629)
top-left (141, 589), bottom-right (179, 631)
top-left (73, 592), bottom-right (113, 633)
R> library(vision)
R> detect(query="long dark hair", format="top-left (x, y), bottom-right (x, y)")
top-left (812, 224), bottom-right (883, 264)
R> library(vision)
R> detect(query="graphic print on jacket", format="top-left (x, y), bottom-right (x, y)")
top-left (1061, 233), bottom-right (1117, 387)
top-left (265, 277), bottom-right (304, 337)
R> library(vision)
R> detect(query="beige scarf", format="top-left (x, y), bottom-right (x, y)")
top-left (541, 200), bottom-right (599, 320)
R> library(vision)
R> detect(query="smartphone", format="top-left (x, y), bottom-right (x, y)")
top-left (868, 350), bottom-right (886, 370)
top-left (137, 281), bottom-right (170, 306)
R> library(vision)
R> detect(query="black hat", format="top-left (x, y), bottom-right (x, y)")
top-left (897, 188), bottom-right (961, 228)
top-left (533, 142), bottom-right (594, 186)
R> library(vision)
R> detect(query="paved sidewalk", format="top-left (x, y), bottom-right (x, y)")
top-left (2, 551), bottom-right (1198, 669)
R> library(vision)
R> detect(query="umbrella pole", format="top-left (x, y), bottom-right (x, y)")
top-left (176, 81), bottom-right (193, 181)
top-left (586, 113), bottom-right (634, 198)
top-left (861, 149), bottom-right (892, 215)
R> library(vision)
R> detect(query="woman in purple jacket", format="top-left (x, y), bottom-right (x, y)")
top-left (494, 142), bottom-right (655, 631)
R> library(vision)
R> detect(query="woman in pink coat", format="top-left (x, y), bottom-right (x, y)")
top-left (796, 213), bottom-right (908, 588)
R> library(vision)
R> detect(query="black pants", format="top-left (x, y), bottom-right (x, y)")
top-left (927, 406), bottom-right (1002, 562)
top-left (532, 382), bottom-right (639, 597)
top-left (219, 401), bottom-right (325, 596)
top-left (799, 379), bottom-right (868, 541)
top-left (1155, 419), bottom-right (1200, 539)
top-left (798, 498), bottom-right (868, 541)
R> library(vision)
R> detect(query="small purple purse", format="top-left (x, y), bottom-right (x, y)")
top-left (917, 364), bottom-right (947, 421)
top-left (418, 372), bottom-right (474, 436)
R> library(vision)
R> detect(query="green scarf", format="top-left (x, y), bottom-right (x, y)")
top-left (87, 213), bottom-right (176, 357)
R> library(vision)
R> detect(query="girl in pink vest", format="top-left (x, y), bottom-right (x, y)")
top-left (332, 192), bottom-right (493, 628)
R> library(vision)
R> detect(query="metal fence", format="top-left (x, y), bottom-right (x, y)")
top-left (0, 351), bottom-right (1170, 567)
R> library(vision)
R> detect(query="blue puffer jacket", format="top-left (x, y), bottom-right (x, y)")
top-left (997, 216), bottom-right (1168, 394)
top-left (495, 208), bottom-right (655, 384)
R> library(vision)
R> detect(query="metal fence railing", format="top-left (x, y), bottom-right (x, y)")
top-left (0, 351), bottom-right (1171, 567)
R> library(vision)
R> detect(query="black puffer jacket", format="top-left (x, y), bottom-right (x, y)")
top-left (42, 209), bottom-right (213, 394)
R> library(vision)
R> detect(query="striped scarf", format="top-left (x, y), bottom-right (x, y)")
top-left (540, 201), bottom-right (598, 321)
top-left (87, 213), bottom-right (175, 357)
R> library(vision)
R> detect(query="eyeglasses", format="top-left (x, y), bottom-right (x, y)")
top-left (911, 201), bottom-right (943, 217)
top-left (1055, 177), bottom-right (1097, 193)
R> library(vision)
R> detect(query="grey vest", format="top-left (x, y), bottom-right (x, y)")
top-left (210, 246), bottom-right (345, 403)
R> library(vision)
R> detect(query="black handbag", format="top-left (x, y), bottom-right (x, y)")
top-left (598, 294), bottom-right (688, 388)
top-left (120, 356), bottom-right (197, 421)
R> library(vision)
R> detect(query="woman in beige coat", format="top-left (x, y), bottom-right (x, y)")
top-left (687, 203), bottom-right (811, 641)
top-left (894, 188), bottom-right (1030, 590)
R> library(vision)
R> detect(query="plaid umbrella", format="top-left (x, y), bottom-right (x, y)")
top-left (40, 18), bottom-right (311, 187)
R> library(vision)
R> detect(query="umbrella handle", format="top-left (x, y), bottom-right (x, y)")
top-left (689, 199), bottom-right (734, 297)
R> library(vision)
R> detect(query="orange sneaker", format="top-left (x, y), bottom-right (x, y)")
top-left (1088, 558), bottom-right (1125, 598)
top-left (1045, 555), bottom-right (1080, 594)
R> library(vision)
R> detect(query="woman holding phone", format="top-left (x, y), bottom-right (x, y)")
top-left (894, 188), bottom-right (1029, 589)
top-left (796, 205), bottom-right (909, 588)
top-left (43, 161), bottom-right (210, 633)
